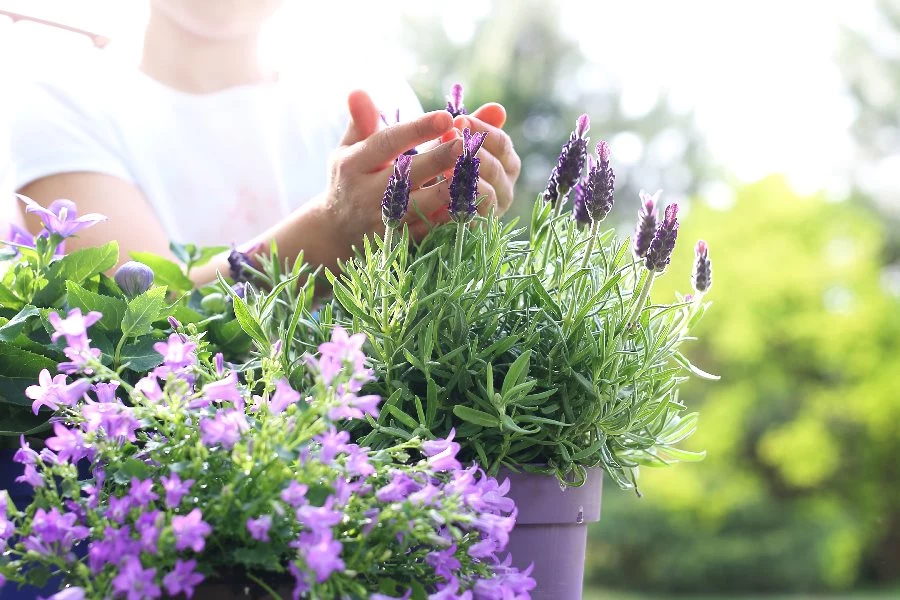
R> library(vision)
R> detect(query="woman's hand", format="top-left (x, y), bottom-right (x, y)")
top-left (433, 102), bottom-right (522, 224)
top-left (321, 89), bottom-right (461, 255)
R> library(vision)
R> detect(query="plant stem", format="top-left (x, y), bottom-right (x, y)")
top-left (247, 572), bottom-right (283, 600)
top-left (113, 334), bottom-right (129, 369)
top-left (381, 226), bottom-right (394, 330)
top-left (580, 219), bottom-right (600, 272)
top-left (454, 220), bottom-right (466, 268)
top-left (627, 270), bottom-right (656, 328)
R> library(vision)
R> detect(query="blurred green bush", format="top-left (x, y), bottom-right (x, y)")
top-left (585, 177), bottom-right (900, 593)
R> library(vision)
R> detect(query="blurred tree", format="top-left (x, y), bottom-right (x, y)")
top-left (839, 0), bottom-right (900, 244)
top-left (587, 177), bottom-right (900, 592)
top-left (399, 0), bottom-right (712, 228)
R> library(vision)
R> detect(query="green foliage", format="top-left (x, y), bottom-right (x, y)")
top-left (303, 197), bottom-right (710, 486)
top-left (586, 177), bottom-right (900, 591)
top-left (0, 237), bottom-right (252, 441)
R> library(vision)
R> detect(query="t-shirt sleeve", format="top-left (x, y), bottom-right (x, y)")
top-left (9, 74), bottom-right (134, 191)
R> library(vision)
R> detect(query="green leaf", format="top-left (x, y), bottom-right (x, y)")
top-left (384, 404), bottom-right (420, 430)
top-left (112, 458), bottom-right (151, 484)
top-left (119, 337), bottom-right (165, 372)
top-left (0, 409), bottom-right (51, 436)
top-left (65, 281), bottom-right (128, 332)
top-left (130, 252), bottom-right (194, 292)
top-left (0, 305), bottom-right (40, 341)
top-left (452, 405), bottom-right (500, 428)
top-left (32, 242), bottom-right (119, 306)
top-left (0, 375), bottom-right (42, 406)
top-left (211, 318), bottom-right (252, 354)
top-left (501, 350), bottom-right (532, 397)
top-left (218, 273), bottom-right (268, 349)
top-left (674, 352), bottom-right (721, 380)
top-left (0, 341), bottom-right (57, 378)
top-left (121, 286), bottom-right (167, 339)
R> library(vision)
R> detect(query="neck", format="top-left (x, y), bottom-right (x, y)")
top-left (139, 7), bottom-right (272, 94)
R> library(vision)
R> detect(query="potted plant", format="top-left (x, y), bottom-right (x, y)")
top-left (0, 308), bottom-right (535, 599)
top-left (299, 109), bottom-right (717, 598)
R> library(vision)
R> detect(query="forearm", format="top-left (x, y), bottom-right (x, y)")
top-left (191, 195), bottom-right (347, 289)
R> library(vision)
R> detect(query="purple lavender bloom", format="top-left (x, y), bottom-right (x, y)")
top-left (269, 378), bottom-right (301, 414)
top-left (4, 223), bottom-right (65, 256)
top-left (633, 190), bottom-right (661, 258)
top-left (344, 444), bottom-right (375, 477)
top-left (446, 83), bottom-right (467, 118)
top-left (692, 240), bottom-right (712, 293)
top-left (18, 195), bottom-right (107, 238)
top-left (128, 478), bottom-right (159, 507)
top-left (543, 114), bottom-right (590, 206)
top-left (172, 508), bottom-right (212, 552)
top-left (14, 436), bottom-right (40, 465)
top-left (449, 128), bottom-right (487, 223)
top-left (81, 402), bottom-right (140, 442)
top-left (473, 557), bottom-right (536, 599)
top-left (44, 422), bottom-right (89, 463)
top-left (429, 578), bottom-right (472, 600)
top-left (281, 481), bottom-right (309, 507)
top-left (298, 530), bottom-right (345, 583)
top-left (247, 515), bottom-right (272, 542)
top-left (382, 154), bottom-right (413, 228)
top-left (227, 245), bottom-right (252, 283)
top-left (574, 140), bottom-right (616, 226)
top-left (92, 381), bottom-right (120, 403)
top-left (27, 370), bottom-right (92, 414)
top-left (200, 409), bottom-right (248, 449)
top-left (112, 556), bottom-right (161, 600)
top-left (163, 559), bottom-right (205, 599)
top-left (160, 472), bottom-right (194, 509)
top-left (114, 261), bottom-right (154, 297)
top-left (571, 178), bottom-right (589, 226)
top-left (645, 203), bottom-right (680, 272)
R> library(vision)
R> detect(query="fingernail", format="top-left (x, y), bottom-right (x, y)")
top-left (455, 116), bottom-right (470, 129)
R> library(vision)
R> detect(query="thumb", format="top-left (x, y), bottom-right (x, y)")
top-left (340, 90), bottom-right (381, 146)
top-left (470, 103), bottom-right (507, 128)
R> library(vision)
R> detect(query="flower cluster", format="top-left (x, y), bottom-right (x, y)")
top-left (573, 141), bottom-right (616, 227)
top-left (692, 240), bottom-right (712, 294)
top-left (381, 154), bottom-right (413, 229)
top-left (542, 114), bottom-right (590, 207)
top-left (644, 203), bottom-right (680, 273)
top-left (0, 316), bottom-right (534, 599)
top-left (449, 128), bottom-right (488, 223)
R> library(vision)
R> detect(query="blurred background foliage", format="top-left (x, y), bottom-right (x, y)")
top-left (402, 0), bottom-right (900, 595)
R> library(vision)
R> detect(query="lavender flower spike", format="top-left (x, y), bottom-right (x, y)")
top-left (692, 240), bottom-right (712, 293)
top-left (446, 83), bottom-right (466, 118)
top-left (633, 190), bottom-right (661, 258)
top-left (543, 114), bottom-right (590, 207)
top-left (573, 141), bottom-right (616, 226)
top-left (381, 154), bottom-right (413, 228)
top-left (645, 203), bottom-right (680, 272)
top-left (449, 128), bottom-right (487, 223)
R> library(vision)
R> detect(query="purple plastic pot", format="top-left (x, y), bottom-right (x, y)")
top-left (501, 467), bottom-right (603, 600)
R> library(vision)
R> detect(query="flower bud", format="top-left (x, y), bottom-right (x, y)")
top-left (446, 83), bottom-right (466, 118)
top-left (692, 240), bottom-right (712, 293)
top-left (114, 261), bottom-right (154, 297)
top-left (449, 128), bottom-right (487, 223)
top-left (543, 114), bottom-right (590, 206)
top-left (645, 203), bottom-right (680, 272)
top-left (633, 190), bottom-right (661, 258)
top-left (201, 293), bottom-right (227, 314)
top-left (381, 154), bottom-right (413, 228)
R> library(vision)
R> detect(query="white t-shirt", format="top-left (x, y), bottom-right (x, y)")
top-left (9, 51), bottom-right (423, 246)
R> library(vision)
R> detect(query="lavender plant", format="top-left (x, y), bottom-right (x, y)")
top-left (307, 114), bottom-right (717, 489)
top-left (0, 316), bottom-right (533, 598)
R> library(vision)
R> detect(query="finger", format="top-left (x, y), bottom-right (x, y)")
top-left (409, 138), bottom-right (462, 188)
top-left (454, 115), bottom-right (519, 177)
top-left (475, 178), bottom-right (498, 217)
top-left (340, 90), bottom-right (381, 146)
top-left (473, 147), bottom-right (512, 213)
top-left (348, 111), bottom-right (454, 173)
top-left (469, 103), bottom-right (507, 128)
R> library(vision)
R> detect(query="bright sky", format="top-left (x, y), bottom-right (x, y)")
top-left (0, 0), bottom-right (875, 202)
